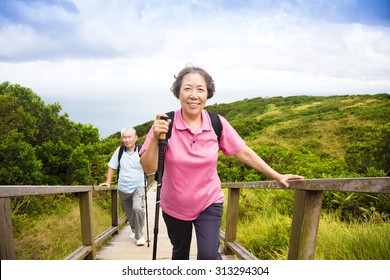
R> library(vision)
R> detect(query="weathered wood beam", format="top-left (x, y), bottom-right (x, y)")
top-left (222, 178), bottom-right (390, 193)
top-left (0, 198), bottom-right (15, 260)
top-left (224, 188), bottom-right (240, 255)
top-left (288, 190), bottom-right (324, 260)
top-left (79, 191), bottom-right (94, 260)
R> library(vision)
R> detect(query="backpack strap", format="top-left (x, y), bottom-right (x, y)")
top-left (208, 111), bottom-right (222, 142)
top-left (135, 143), bottom-right (142, 155)
top-left (165, 110), bottom-right (222, 142)
top-left (117, 145), bottom-right (126, 180)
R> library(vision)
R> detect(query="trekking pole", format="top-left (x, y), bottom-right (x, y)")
top-left (152, 117), bottom-right (168, 260)
top-left (144, 175), bottom-right (150, 247)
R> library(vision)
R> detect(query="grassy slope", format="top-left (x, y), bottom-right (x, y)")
top-left (207, 94), bottom-right (389, 160)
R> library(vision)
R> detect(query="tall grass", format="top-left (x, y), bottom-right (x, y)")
top-left (316, 215), bottom-right (390, 260)
top-left (13, 194), bottom-right (114, 260)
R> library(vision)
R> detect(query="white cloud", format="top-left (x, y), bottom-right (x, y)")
top-left (0, 0), bottom-right (389, 137)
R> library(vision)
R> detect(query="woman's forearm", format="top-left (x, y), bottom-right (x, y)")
top-left (140, 137), bottom-right (159, 174)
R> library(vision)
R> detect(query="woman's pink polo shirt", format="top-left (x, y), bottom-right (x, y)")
top-left (140, 109), bottom-right (245, 220)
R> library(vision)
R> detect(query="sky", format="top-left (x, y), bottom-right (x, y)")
top-left (1, 0), bottom-right (389, 138)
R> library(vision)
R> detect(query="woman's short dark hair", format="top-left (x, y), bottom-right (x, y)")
top-left (170, 66), bottom-right (215, 99)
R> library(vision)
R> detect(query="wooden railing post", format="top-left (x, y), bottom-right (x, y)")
top-left (79, 191), bottom-right (94, 260)
top-left (111, 189), bottom-right (118, 229)
top-left (288, 190), bottom-right (324, 260)
top-left (224, 188), bottom-right (240, 255)
top-left (0, 197), bottom-right (16, 260)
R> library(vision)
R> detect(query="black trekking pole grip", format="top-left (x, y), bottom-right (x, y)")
top-left (156, 118), bottom-right (168, 193)
top-left (156, 133), bottom-right (166, 183)
top-left (156, 116), bottom-right (169, 185)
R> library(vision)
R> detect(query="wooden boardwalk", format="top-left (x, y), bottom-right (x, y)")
top-left (95, 186), bottom-right (201, 260)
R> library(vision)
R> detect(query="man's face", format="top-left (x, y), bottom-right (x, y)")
top-left (121, 131), bottom-right (137, 149)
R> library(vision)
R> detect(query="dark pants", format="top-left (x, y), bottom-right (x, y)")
top-left (162, 203), bottom-right (223, 260)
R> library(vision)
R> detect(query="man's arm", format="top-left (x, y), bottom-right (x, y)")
top-left (99, 167), bottom-right (116, 187)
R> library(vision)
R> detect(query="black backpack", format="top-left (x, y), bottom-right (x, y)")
top-left (165, 110), bottom-right (222, 142)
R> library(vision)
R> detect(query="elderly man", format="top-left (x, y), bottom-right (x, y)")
top-left (100, 127), bottom-right (146, 246)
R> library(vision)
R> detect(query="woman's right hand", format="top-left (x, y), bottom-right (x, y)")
top-left (153, 113), bottom-right (171, 140)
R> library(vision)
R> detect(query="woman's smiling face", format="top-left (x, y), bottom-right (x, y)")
top-left (179, 72), bottom-right (208, 117)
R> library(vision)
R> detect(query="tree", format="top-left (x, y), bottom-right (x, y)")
top-left (0, 131), bottom-right (43, 185)
top-left (345, 124), bottom-right (390, 176)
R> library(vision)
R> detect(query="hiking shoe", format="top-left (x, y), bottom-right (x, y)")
top-left (128, 232), bottom-right (135, 239)
top-left (136, 237), bottom-right (146, 246)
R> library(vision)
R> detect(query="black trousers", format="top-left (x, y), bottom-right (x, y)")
top-left (162, 203), bottom-right (223, 260)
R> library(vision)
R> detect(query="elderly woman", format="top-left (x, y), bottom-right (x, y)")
top-left (140, 66), bottom-right (303, 260)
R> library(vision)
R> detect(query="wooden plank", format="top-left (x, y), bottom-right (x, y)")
top-left (111, 189), bottom-right (119, 228)
top-left (0, 198), bottom-right (15, 260)
top-left (222, 178), bottom-right (390, 193)
top-left (65, 246), bottom-right (92, 260)
top-left (95, 227), bottom-right (119, 246)
top-left (79, 191), bottom-right (94, 260)
top-left (288, 190), bottom-right (324, 260)
top-left (224, 188), bottom-right (240, 255)
top-left (220, 232), bottom-right (256, 260)
top-left (0, 186), bottom-right (92, 197)
top-left (93, 185), bottom-right (118, 191)
top-left (0, 178), bottom-right (388, 198)
top-left (226, 241), bottom-right (257, 260)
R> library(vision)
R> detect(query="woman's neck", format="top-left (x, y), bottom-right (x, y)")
top-left (181, 110), bottom-right (202, 133)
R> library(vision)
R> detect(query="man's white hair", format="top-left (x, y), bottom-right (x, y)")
top-left (121, 127), bottom-right (137, 137)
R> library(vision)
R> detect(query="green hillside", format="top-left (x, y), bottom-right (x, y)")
top-left (202, 94), bottom-right (389, 181)
top-left (208, 94), bottom-right (388, 157)
top-left (1, 81), bottom-right (388, 185)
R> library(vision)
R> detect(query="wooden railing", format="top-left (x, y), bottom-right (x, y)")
top-left (0, 185), bottom-right (124, 260)
top-left (221, 177), bottom-right (390, 260)
top-left (1, 177), bottom-right (389, 260)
